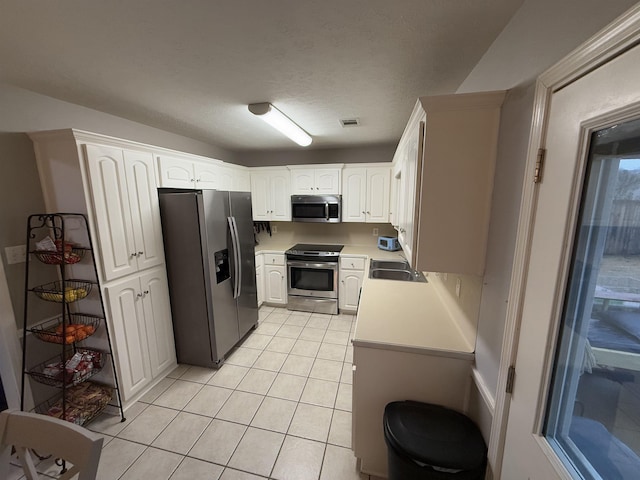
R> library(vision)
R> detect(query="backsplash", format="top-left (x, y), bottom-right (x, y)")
top-left (255, 222), bottom-right (397, 248)
top-left (426, 272), bottom-right (483, 349)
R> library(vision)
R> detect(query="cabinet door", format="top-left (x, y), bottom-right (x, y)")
top-left (124, 150), bottom-right (165, 272)
top-left (217, 165), bottom-right (235, 191)
top-left (315, 168), bottom-right (341, 194)
top-left (194, 161), bottom-right (219, 189)
top-left (401, 123), bottom-right (421, 264)
top-left (105, 276), bottom-right (152, 401)
top-left (269, 171), bottom-right (291, 221)
top-left (250, 173), bottom-right (271, 220)
top-left (342, 168), bottom-right (367, 222)
top-left (256, 265), bottom-right (264, 307)
top-left (85, 144), bottom-right (138, 281)
top-left (265, 265), bottom-right (286, 304)
top-left (139, 268), bottom-right (176, 378)
top-left (157, 155), bottom-right (195, 188)
top-left (366, 167), bottom-right (390, 223)
top-left (339, 270), bottom-right (364, 311)
top-left (233, 167), bottom-right (251, 192)
top-left (290, 169), bottom-right (315, 194)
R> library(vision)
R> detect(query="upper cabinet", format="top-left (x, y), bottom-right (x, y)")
top-left (342, 166), bottom-right (390, 223)
top-left (394, 91), bottom-right (506, 275)
top-left (250, 169), bottom-right (291, 221)
top-left (290, 166), bottom-right (342, 195)
top-left (157, 154), bottom-right (250, 192)
top-left (157, 154), bottom-right (222, 189)
top-left (85, 144), bottom-right (165, 281)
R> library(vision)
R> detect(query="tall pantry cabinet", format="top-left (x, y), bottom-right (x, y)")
top-left (30, 129), bottom-right (177, 407)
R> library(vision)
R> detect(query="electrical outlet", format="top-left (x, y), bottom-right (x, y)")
top-left (5, 245), bottom-right (27, 264)
top-left (372, 228), bottom-right (379, 236)
top-left (272, 225), bottom-right (278, 234)
top-left (456, 277), bottom-right (462, 298)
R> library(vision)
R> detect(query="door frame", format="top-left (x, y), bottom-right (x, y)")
top-left (490, 5), bottom-right (640, 478)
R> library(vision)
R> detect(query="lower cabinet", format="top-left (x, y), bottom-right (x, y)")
top-left (104, 266), bottom-right (177, 402)
top-left (265, 265), bottom-right (287, 305)
top-left (255, 253), bottom-right (264, 307)
top-left (352, 344), bottom-right (473, 477)
top-left (339, 256), bottom-right (366, 312)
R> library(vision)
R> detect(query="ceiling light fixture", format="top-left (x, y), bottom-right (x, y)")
top-left (248, 103), bottom-right (312, 147)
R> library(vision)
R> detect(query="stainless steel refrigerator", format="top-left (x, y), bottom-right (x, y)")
top-left (158, 189), bottom-right (258, 367)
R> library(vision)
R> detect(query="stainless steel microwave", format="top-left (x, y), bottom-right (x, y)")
top-left (291, 195), bottom-right (341, 223)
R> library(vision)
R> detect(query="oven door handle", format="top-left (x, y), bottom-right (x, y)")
top-left (287, 260), bottom-right (338, 270)
top-left (325, 202), bottom-right (329, 220)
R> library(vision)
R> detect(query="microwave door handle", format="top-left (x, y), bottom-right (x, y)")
top-left (325, 202), bottom-right (329, 221)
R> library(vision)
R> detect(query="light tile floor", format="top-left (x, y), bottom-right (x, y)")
top-left (9, 306), bottom-right (383, 480)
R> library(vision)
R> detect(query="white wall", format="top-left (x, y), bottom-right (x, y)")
top-left (0, 83), bottom-right (235, 161)
top-left (458, 0), bottom-right (639, 93)
top-left (456, 0), bottom-right (639, 443)
top-left (238, 143), bottom-right (396, 167)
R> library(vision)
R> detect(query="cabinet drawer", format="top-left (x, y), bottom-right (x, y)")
top-left (263, 253), bottom-right (285, 266)
top-left (340, 256), bottom-right (366, 271)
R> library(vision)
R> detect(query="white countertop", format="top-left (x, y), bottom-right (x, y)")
top-left (354, 272), bottom-right (474, 358)
top-left (254, 242), bottom-right (474, 358)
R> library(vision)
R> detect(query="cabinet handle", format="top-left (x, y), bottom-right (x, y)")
top-left (138, 251), bottom-right (143, 256)
top-left (351, 263), bottom-right (355, 268)
top-left (131, 252), bottom-right (138, 257)
top-left (362, 211), bottom-right (366, 214)
top-left (136, 292), bottom-right (144, 298)
top-left (190, 178), bottom-right (195, 182)
top-left (144, 290), bottom-right (149, 295)
top-left (366, 211), bottom-right (370, 214)
top-left (197, 178), bottom-right (201, 182)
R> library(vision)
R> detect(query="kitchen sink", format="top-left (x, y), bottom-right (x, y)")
top-left (369, 259), bottom-right (411, 270)
top-left (368, 259), bottom-right (427, 283)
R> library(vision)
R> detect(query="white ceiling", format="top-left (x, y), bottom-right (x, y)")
top-left (0, 1), bottom-right (523, 151)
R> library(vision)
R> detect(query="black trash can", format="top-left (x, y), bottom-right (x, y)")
top-left (383, 401), bottom-right (487, 480)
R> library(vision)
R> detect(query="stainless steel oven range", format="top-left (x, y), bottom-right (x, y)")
top-left (285, 243), bottom-right (344, 315)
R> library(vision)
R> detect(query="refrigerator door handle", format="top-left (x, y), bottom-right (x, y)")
top-left (228, 216), bottom-right (241, 299)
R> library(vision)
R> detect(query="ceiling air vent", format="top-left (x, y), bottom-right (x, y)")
top-left (340, 118), bottom-right (360, 127)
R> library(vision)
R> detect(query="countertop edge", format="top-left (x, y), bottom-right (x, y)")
top-left (352, 339), bottom-right (475, 360)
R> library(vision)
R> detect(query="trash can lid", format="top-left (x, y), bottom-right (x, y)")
top-left (384, 401), bottom-right (486, 471)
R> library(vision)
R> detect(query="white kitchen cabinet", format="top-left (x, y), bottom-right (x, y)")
top-left (393, 122), bottom-right (421, 264)
top-left (265, 265), bottom-right (287, 305)
top-left (104, 267), bottom-right (176, 402)
top-left (255, 253), bottom-right (264, 307)
top-left (85, 144), bottom-right (165, 282)
top-left (157, 154), bottom-right (222, 189)
top-left (394, 91), bottom-right (506, 275)
top-left (342, 166), bottom-right (390, 223)
top-left (352, 344), bottom-right (473, 477)
top-left (250, 169), bottom-right (291, 221)
top-left (339, 255), bottom-right (366, 312)
top-left (290, 166), bottom-right (342, 195)
top-left (262, 253), bottom-right (287, 305)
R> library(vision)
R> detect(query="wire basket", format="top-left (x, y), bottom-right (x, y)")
top-left (35, 383), bottom-right (113, 426)
top-left (28, 348), bottom-right (105, 388)
top-left (32, 280), bottom-right (92, 303)
top-left (33, 247), bottom-right (86, 265)
top-left (29, 313), bottom-right (101, 344)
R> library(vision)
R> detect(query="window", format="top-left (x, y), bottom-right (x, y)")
top-left (545, 117), bottom-right (640, 480)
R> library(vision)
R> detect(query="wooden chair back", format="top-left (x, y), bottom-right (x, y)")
top-left (0, 409), bottom-right (103, 480)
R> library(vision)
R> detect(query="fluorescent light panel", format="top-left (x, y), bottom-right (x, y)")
top-left (248, 103), bottom-right (312, 147)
